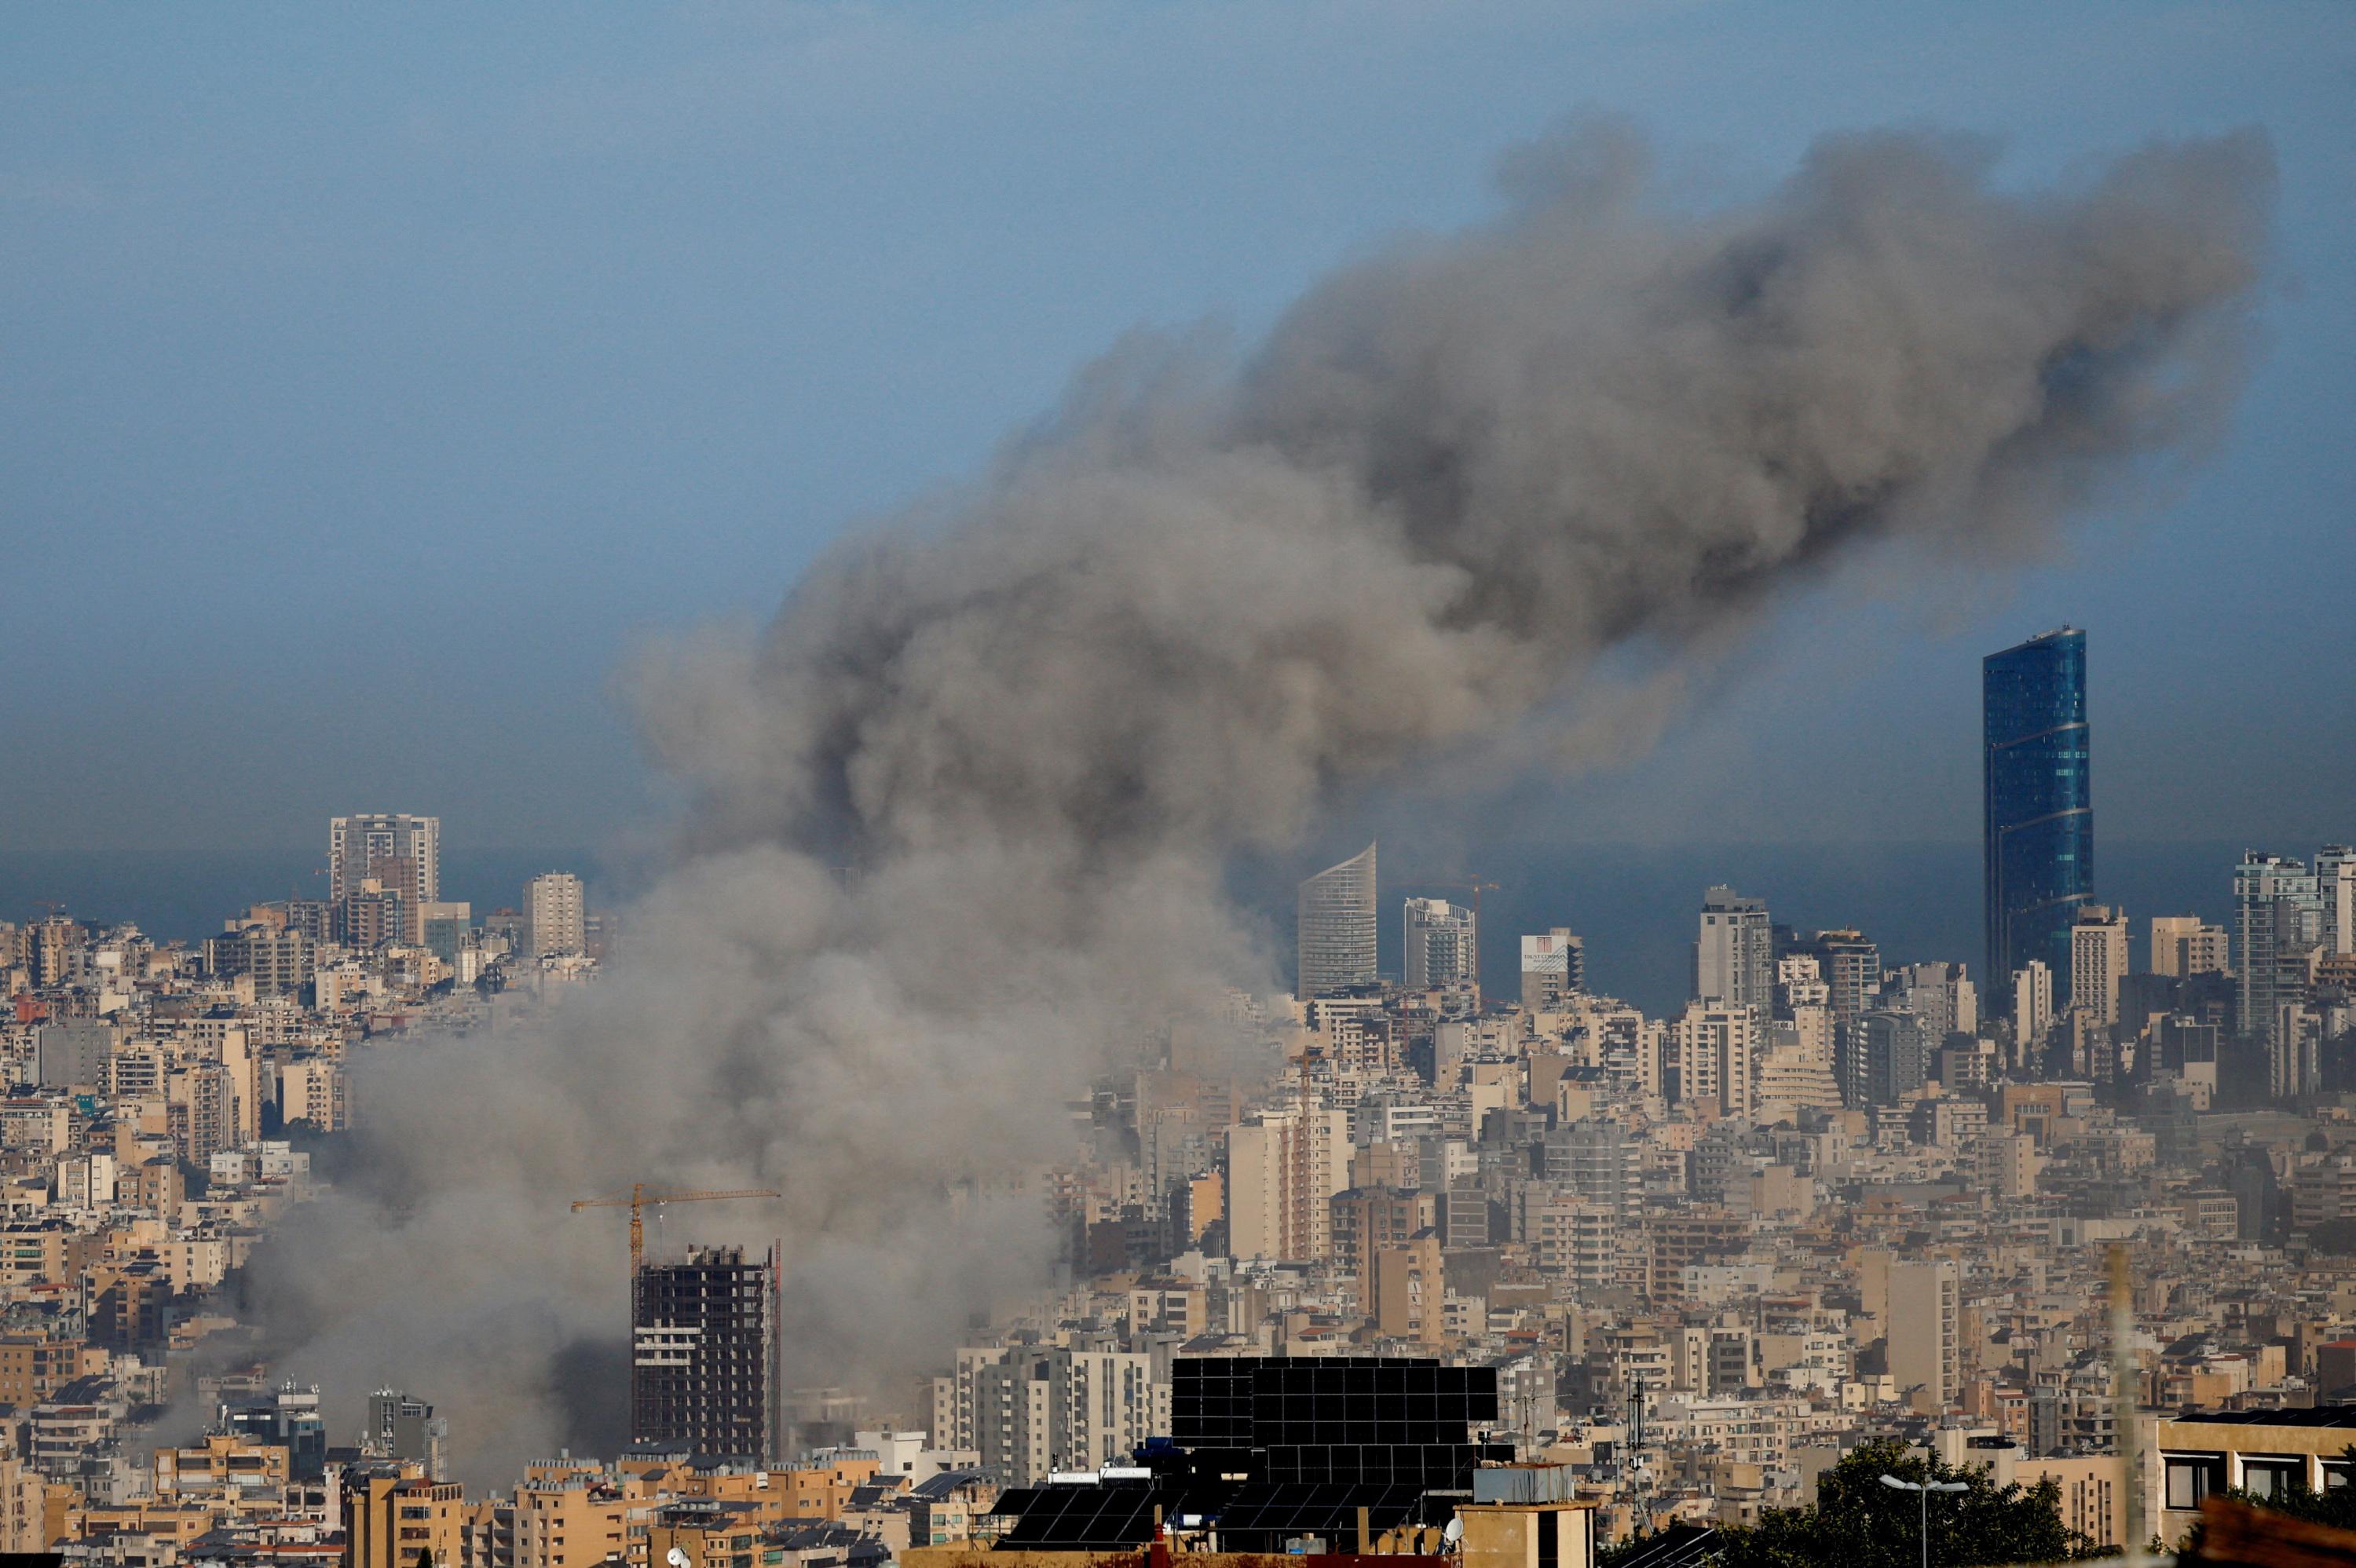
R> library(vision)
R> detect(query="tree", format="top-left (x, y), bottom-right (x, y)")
top-left (1674, 1439), bottom-right (2094, 1568)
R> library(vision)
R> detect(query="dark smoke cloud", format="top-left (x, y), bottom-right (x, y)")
top-left (249, 119), bottom-right (2270, 1480)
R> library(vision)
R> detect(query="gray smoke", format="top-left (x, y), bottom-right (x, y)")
top-left (251, 119), bottom-right (2270, 1480)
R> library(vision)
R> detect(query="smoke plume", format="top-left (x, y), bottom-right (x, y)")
top-left (251, 120), bottom-right (2270, 1479)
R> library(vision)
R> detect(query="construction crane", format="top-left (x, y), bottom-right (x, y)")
top-left (570, 1183), bottom-right (782, 1277)
top-left (572, 1184), bottom-right (782, 1450)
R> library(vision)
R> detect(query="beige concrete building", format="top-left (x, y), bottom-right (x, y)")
top-left (346, 1461), bottom-right (466, 1568)
top-left (2069, 905), bottom-right (2131, 1027)
top-left (523, 873), bottom-right (587, 958)
top-left (2150, 915), bottom-right (2230, 978)
top-left (1374, 1230), bottom-right (1445, 1345)
top-left (1226, 1102), bottom-right (1348, 1262)
top-left (1886, 1259), bottom-right (1960, 1409)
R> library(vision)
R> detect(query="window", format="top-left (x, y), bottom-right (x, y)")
top-left (2166, 1455), bottom-right (2225, 1510)
top-left (2325, 1460), bottom-right (2354, 1493)
top-left (2241, 1457), bottom-right (2308, 1501)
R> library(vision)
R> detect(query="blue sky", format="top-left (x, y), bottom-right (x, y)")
top-left (2, 2), bottom-right (2349, 857)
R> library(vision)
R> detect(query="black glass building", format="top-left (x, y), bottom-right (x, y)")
top-left (1984, 627), bottom-right (2092, 1011)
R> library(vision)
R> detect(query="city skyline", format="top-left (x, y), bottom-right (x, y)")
top-left (2, 6), bottom-right (2351, 858)
top-left (5, 9), bottom-right (2356, 1564)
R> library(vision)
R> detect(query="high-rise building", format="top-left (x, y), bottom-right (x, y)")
top-left (329, 814), bottom-right (441, 905)
top-left (1296, 843), bottom-right (1377, 1000)
top-left (1881, 961), bottom-right (1978, 1040)
top-left (524, 872), bottom-right (587, 957)
top-left (2235, 852), bottom-right (2322, 1051)
top-left (1984, 628), bottom-right (2092, 1013)
top-left (1694, 886), bottom-right (1773, 1014)
top-left (962, 1347), bottom-right (1168, 1486)
top-left (1519, 929), bottom-right (1585, 1013)
top-left (1539, 1118), bottom-right (1633, 1219)
top-left (1402, 897), bottom-right (1476, 991)
top-left (632, 1245), bottom-right (775, 1462)
top-left (1226, 1102), bottom-right (1350, 1262)
top-left (2069, 905), bottom-right (2131, 1027)
top-left (1789, 930), bottom-right (1882, 1028)
top-left (2321, 845), bottom-right (2356, 957)
top-left (335, 887), bottom-right (408, 951)
top-left (2012, 960), bottom-right (2054, 1052)
top-left (205, 925), bottom-right (313, 998)
top-left (1887, 1259), bottom-right (1961, 1408)
top-left (1852, 1011), bottom-right (1929, 1109)
top-left (2150, 915), bottom-right (2231, 979)
top-left (364, 1390), bottom-right (447, 1480)
top-left (1669, 1003), bottom-right (1756, 1121)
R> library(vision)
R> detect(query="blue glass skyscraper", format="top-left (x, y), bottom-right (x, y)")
top-left (1984, 627), bottom-right (2091, 1011)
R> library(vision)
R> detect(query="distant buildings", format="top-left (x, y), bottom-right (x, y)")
top-left (1520, 928), bottom-right (1585, 1012)
top-left (1787, 929), bottom-right (1882, 1029)
top-left (328, 813), bottom-right (441, 905)
top-left (1227, 1102), bottom-right (1350, 1261)
top-left (524, 872), bottom-right (587, 958)
top-left (1694, 886), bottom-right (1772, 1015)
top-left (1669, 1004), bottom-right (1755, 1120)
top-left (2150, 915), bottom-right (2230, 979)
top-left (1984, 628), bottom-right (2092, 1013)
top-left (2012, 959), bottom-right (2055, 1053)
top-left (1886, 1258), bottom-right (1961, 1409)
top-left (2324, 845), bottom-right (2356, 957)
top-left (1296, 843), bottom-right (1377, 1000)
top-left (1403, 896), bottom-right (1476, 991)
top-left (2235, 851), bottom-right (2322, 1058)
top-left (952, 1347), bottom-right (1165, 1486)
top-left (2069, 905), bottom-right (2131, 1028)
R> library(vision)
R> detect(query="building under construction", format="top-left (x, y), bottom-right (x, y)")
top-left (632, 1244), bottom-right (777, 1461)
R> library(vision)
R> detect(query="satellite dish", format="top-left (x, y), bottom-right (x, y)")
top-left (1442, 1519), bottom-right (1464, 1548)
top-left (668, 1548), bottom-right (691, 1568)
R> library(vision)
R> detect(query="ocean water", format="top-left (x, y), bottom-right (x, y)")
top-left (3, 838), bottom-right (2255, 1019)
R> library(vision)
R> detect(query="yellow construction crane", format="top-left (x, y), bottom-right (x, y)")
top-left (572, 1184), bottom-right (783, 1450)
top-left (570, 1183), bottom-right (782, 1276)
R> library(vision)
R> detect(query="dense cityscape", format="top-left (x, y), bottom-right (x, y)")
top-left (11, 5), bottom-right (2350, 1566)
top-left (0, 628), bottom-right (2351, 1567)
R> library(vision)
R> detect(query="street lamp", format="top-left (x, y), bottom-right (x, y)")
top-left (1881, 1474), bottom-right (1969, 1568)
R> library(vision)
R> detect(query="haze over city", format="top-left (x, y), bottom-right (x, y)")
top-left (1, 9), bottom-right (2353, 1568)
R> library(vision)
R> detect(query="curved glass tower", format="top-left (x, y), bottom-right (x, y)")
top-left (1984, 627), bottom-right (2092, 1011)
top-left (1297, 842), bottom-right (1377, 1000)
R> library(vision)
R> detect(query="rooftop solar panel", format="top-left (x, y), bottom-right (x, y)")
top-left (993, 1485), bottom-right (1166, 1548)
top-left (1173, 1357), bottom-right (1498, 1449)
top-left (1213, 1482), bottom-right (1426, 1551)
